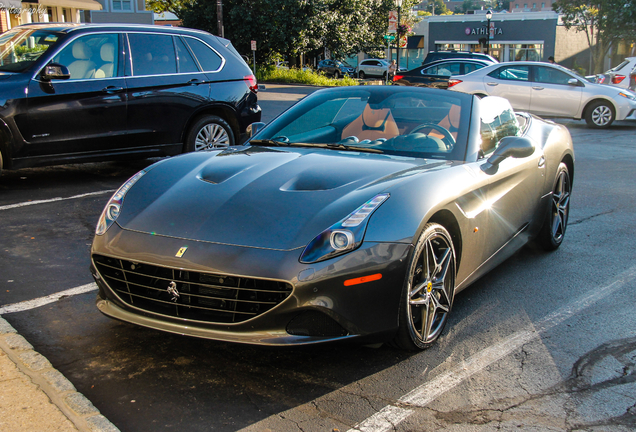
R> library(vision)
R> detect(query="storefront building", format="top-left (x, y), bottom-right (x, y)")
top-left (409, 11), bottom-right (592, 73)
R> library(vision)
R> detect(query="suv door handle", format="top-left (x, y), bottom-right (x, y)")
top-left (103, 86), bottom-right (124, 94)
top-left (486, 82), bottom-right (498, 86)
top-left (188, 79), bottom-right (203, 85)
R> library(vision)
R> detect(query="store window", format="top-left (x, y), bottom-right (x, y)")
top-left (112, 0), bottom-right (132, 10)
top-left (510, 44), bottom-right (543, 61)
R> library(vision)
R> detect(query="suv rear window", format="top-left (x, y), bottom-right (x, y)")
top-left (184, 37), bottom-right (223, 72)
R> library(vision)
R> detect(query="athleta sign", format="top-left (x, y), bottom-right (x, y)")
top-left (465, 26), bottom-right (503, 36)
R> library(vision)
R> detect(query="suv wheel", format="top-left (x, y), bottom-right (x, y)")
top-left (333, 70), bottom-right (340, 79)
top-left (185, 115), bottom-right (234, 153)
top-left (358, 71), bottom-right (365, 79)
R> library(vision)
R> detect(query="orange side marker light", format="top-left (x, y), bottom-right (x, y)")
top-left (344, 273), bottom-right (383, 286)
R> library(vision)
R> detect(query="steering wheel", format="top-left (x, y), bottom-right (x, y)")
top-left (409, 123), bottom-right (455, 149)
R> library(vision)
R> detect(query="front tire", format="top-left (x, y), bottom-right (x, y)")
top-left (538, 162), bottom-right (571, 251)
top-left (333, 70), bottom-right (340, 79)
top-left (358, 71), bottom-right (365, 79)
top-left (392, 223), bottom-right (456, 351)
top-left (585, 101), bottom-right (614, 128)
top-left (184, 115), bottom-right (234, 153)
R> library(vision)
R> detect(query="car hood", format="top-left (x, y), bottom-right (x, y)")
top-left (117, 146), bottom-right (451, 251)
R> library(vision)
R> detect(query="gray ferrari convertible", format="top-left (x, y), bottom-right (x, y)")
top-left (91, 86), bottom-right (574, 351)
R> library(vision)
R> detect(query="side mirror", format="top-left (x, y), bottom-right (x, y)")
top-left (481, 136), bottom-right (535, 175)
top-left (41, 63), bottom-right (71, 81)
top-left (568, 78), bottom-right (583, 87)
top-left (246, 122), bottom-right (266, 138)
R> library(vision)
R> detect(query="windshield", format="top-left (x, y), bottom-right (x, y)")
top-left (251, 87), bottom-right (470, 161)
top-left (0, 28), bottom-right (61, 73)
top-left (336, 61), bottom-right (352, 67)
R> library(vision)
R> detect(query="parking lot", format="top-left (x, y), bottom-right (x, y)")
top-left (1, 86), bottom-right (635, 432)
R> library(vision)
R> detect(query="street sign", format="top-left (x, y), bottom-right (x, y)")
top-left (251, 40), bottom-right (256, 51)
top-left (384, 34), bottom-right (396, 41)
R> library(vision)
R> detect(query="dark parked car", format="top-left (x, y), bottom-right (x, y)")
top-left (0, 23), bottom-right (260, 174)
top-left (422, 50), bottom-right (498, 66)
top-left (317, 59), bottom-right (356, 78)
top-left (92, 86), bottom-right (574, 351)
top-left (392, 59), bottom-right (494, 88)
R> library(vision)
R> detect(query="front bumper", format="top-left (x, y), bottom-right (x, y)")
top-left (91, 225), bottom-right (411, 346)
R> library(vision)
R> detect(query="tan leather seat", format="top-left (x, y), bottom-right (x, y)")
top-left (429, 104), bottom-right (460, 140)
top-left (342, 105), bottom-right (400, 141)
top-left (67, 41), bottom-right (96, 79)
top-left (94, 43), bottom-right (115, 79)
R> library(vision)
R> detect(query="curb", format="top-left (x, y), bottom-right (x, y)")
top-left (0, 316), bottom-right (119, 432)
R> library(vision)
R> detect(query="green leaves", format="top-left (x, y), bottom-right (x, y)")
top-left (180, 0), bottom-right (422, 63)
top-left (553, 0), bottom-right (636, 73)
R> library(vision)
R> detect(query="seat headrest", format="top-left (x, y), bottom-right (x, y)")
top-left (448, 105), bottom-right (461, 129)
top-left (362, 106), bottom-right (391, 129)
top-left (100, 43), bottom-right (115, 63)
top-left (72, 41), bottom-right (91, 60)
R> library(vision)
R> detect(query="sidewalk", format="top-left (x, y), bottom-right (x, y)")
top-left (0, 316), bottom-right (118, 432)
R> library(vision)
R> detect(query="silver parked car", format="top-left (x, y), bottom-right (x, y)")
top-left (448, 61), bottom-right (636, 128)
top-left (597, 57), bottom-right (636, 89)
top-left (357, 59), bottom-right (389, 79)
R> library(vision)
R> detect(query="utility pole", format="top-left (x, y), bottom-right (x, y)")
top-left (217, 0), bottom-right (224, 38)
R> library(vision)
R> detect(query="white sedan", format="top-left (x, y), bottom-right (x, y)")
top-left (448, 61), bottom-right (636, 128)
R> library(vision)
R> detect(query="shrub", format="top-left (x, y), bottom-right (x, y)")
top-left (255, 66), bottom-right (358, 86)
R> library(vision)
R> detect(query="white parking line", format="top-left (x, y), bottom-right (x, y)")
top-left (0, 283), bottom-right (97, 315)
top-left (0, 190), bottom-right (114, 212)
top-left (348, 266), bottom-right (636, 432)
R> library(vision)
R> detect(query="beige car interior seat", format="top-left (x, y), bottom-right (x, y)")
top-left (94, 43), bottom-right (115, 79)
top-left (67, 41), bottom-right (96, 79)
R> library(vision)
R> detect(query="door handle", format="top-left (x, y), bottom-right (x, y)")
top-left (486, 82), bottom-right (498, 86)
top-left (188, 79), bottom-right (203, 85)
top-left (102, 86), bottom-right (124, 94)
top-left (532, 86), bottom-right (544, 90)
top-left (538, 156), bottom-right (546, 168)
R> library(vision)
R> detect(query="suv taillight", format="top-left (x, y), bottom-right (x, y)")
top-left (612, 75), bottom-right (626, 84)
top-left (244, 74), bottom-right (257, 93)
top-left (447, 79), bottom-right (462, 88)
top-left (393, 74), bottom-right (403, 82)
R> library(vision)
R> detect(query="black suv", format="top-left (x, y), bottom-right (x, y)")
top-left (0, 23), bottom-right (261, 173)
top-left (422, 51), bottom-right (498, 66)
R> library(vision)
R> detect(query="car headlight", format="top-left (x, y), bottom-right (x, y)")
top-left (96, 170), bottom-right (146, 235)
top-left (300, 193), bottom-right (389, 263)
top-left (618, 92), bottom-right (636, 101)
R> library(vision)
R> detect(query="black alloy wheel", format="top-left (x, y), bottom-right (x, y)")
top-left (538, 162), bottom-right (571, 251)
top-left (184, 115), bottom-right (234, 153)
top-left (392, 223), bottom-right (456, 350)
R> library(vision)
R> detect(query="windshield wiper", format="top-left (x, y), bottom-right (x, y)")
top-left (249, 139), bottom-right (290, 147)
top-left (326, 143), bottom-right (384, 154)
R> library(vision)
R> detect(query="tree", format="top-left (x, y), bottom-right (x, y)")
top-left (181, 0), bottom-right (422, 63)
top-left (146, 0), bottom-right (193, 15)
top-left (426, 0), bottom-right (449, 14)
top-left (553, 0), bottom-right (636, 73)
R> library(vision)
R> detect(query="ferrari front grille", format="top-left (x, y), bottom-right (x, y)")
top-left (92, 254), bottom-right (293, 324)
